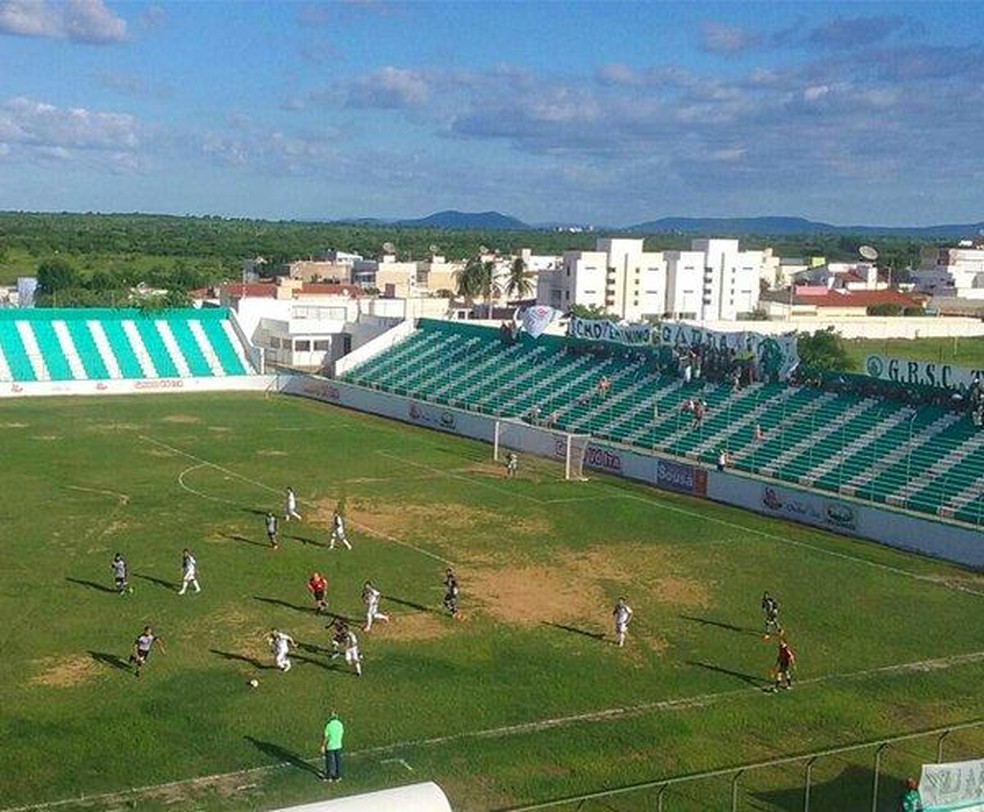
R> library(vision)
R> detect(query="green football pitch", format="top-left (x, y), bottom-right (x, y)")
top-left (0, 392), bottom-right (982, 812)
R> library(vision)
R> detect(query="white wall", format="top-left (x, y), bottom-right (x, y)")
top-left (269, 781), bottom-right (453, 812)
top-left (0, 375), bottom-right (276, 399)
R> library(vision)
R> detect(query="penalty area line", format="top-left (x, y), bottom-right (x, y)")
top-left (6, 649), bottom-right (983, 812)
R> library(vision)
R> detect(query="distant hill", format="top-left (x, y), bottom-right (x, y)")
top-left (626, 216), bottom-right (984, 239)
top-left (329, 211), bottom-right (984, 238)
top-left (393, 210), bottom-right (529, 230)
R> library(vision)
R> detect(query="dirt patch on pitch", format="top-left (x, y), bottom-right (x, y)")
top-left (469, 565), bottom-right (603, 625)
top-left (256, 449), bottom-right (288, 457)
top-left (161, 414), bottom-right (202, 424)
top-left (31, 655), bottom-right (101, 688)
top-left (208, 426), bottom-right (233, 433)
top-left (339, 499), bottom-right (552, 546)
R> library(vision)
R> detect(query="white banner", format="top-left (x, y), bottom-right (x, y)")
top-left (920, 758), bottom-right (984, 811)
top-left (568, 317), bottom-right (652, 345)
top-left (865, 355), bottom-right (984, 392)
top-left (520, 305), bottom-right (558, 338)
top-left (659, 323), bottom-right (799, 381)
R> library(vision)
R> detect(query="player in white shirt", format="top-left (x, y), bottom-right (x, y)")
top-left (268, 629), bottom-right (296, 672)
top-left (177, 548), bottom-right (201, 595)
top-left (284, 487), bottom-right (302, 522)
top-left (361, 580), bottom-right (390, 631)
top-left (329, 511), bottom-right (351, 550)
top-left (612, 597), bottom-right (633, 647)
top-left (505, 452), bottom-right (518, 478)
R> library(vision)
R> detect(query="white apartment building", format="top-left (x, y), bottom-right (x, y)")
top-left (538, 237), bottom-right (762, 321)
top-left (914, 245), bottom-right (984, 300)
top-left (536, 238), bottom-right (665, 321)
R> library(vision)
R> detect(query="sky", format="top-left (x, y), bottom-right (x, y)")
top-left (1, 0), bottom-right (983, 227)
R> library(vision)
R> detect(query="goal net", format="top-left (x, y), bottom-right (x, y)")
top-left (493, 419), bottom-right (592, 480)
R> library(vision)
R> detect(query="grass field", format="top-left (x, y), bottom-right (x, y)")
top-left (1, 392), bottom-right (982, 812)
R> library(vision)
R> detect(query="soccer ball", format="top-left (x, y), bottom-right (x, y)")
top-left (248, 678), bottom-right (259, 688)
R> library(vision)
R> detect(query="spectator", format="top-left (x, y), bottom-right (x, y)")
top-left (899, 777), bottom-right (922, 812)
top-left (321, 711), bottom-right (345, 783)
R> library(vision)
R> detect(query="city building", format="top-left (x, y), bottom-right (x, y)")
top-left (913, 244), bottom-right (984, 300)
top-left (538, 237), bottom-right (764, 321)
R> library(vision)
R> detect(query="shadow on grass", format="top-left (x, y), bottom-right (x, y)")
top-left (293, 652), bottom-right (345, 673)
top-left (244, 736), bottom-right (321, 777)
top-left (222, 532), bottom-right (269, 549)
top-left (679, 614), bottom-right (759, 636)
top-left (133, 573), bottom-right (175, 591)
top-left (385, 595), bottom-right (440, 615)
top-left (253, 595), bottom-right (314, 614)
top-left (89, 650), bottom-right (131, 671)
top-left (541, 621), bottom-right (605, 641)
top-left (210, 649), bottom-right (272, 669)
top-left (241, 508), bottom-right (271, 517)
top-left (284, 534), bottom-right (321, 547)
top-left (65, 577), bottom-right (117, 594)
top-left (687, 660), bottom-right (767, 687)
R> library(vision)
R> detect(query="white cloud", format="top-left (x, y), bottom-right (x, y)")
top-left (0, 0), bottom-right (126, 43)
top-left (699, 21), bottom-right (759, 55)
top-left (347, 67), bottom-right (430, 109)
top-left (0, 97), bottom-right (140, 171)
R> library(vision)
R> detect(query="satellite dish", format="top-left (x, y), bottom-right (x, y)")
top-left (382, 242), bottom-right (395, 254)
top-left (859, 245), bottom-right (878, 261)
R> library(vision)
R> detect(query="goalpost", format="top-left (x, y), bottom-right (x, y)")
top-left (492, 418), bottom-right (592, 480)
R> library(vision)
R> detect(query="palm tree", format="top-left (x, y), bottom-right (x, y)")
top-left (455, 256), bottom-right (500, 318)
top-left (505, 256), bottom-right (533, 301)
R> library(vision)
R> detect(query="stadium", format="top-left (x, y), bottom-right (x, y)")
top-left (1, 306), bottom-right (982, 812)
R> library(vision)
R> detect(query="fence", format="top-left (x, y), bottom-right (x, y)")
top-left (501, 720), bottom-right (984, 812)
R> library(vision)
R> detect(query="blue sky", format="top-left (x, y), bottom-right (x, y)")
top-left (1, 0), bottom-right (983, 226)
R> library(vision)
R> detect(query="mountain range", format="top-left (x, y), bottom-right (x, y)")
top-left (337, 210), bottom-right (984, 239)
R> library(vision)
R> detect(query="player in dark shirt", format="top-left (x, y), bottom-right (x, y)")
top-left (443, 568), bottom-right (460, 619)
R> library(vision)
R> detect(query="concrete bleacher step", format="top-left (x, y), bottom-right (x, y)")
top-left (839, 411), bottom-right (962, 496)
top-left (188, 320), bottom-right (227, 376)
top-left (220, 320), bottom-right (252, 373)
top-left (499, 355), bottom-right (591, 413)
top-left (565, 364), bottom-right (646, 432)
top-left (154, 320), bottom-right (193, 377)
top-left (52, 320), bottom-right (88, 380)
top-left (121, 321), bottom-right (159, 378)
top-left (15, 321), bottom-right (50, 381)
top-left (0, 345), bottom-right (12, 381)
top-left (85, 321), bottom-right (122, 378)
top-left (800, 406), bottom-right (916, 486)
top-left (688, 383), bottom-right (778, 457)
top-left (887, 430), bottom-right (984, 506)
top-left (757, 396), bottom-right (878, 478)
top-left (940, 469), bottom-right (984, 516)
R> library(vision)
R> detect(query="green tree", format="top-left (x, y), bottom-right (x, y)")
top-left (568, 303), bottom-right (609, 319)
top-left (797, 329), bottom-right (856, 372)
top-left (36, 257), bottom-right (80, 294)
top-left (505, 256), bottom-right (533, 300)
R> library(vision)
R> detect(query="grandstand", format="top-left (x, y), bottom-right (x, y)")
top-left (0, 308), bottom-right (256, 383)
top-left (339, 318), bottom-right (984, 527)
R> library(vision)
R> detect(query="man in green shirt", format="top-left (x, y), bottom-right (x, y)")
top-left (321, 711), bottom-right (344, 783)
top-left (899, 778), bottom-right (921, 812)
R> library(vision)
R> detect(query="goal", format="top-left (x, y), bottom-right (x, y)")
top-left (492, 419), bottom-right (592, 480)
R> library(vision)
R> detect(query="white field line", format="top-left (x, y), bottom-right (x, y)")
top-left (141, 435), bottom-right (453, 566)
top-left (177, 464), bottom-right (241, 506)
top-left (375, 450), bottom-right (984, 599)
top-left (6, 649), bottom-right (984, 812)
